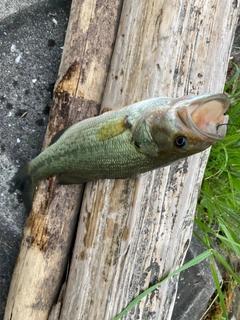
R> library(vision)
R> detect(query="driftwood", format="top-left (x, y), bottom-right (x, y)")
top-left (5, 0), bottom-right (240, 320)
top-left (4, 1), bottom-right (123, 319)
top-left (54, 1), bottom-right (239, 320)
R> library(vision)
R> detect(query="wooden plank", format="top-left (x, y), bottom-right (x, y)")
top-left (4, 1), bottom-right (123, 320)
top-left (55, 1), bottom-right (239, 319)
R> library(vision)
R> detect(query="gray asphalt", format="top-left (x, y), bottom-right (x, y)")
top-left (0, 1), bottom-right (71, 318)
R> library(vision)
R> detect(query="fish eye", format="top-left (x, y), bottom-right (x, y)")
top-left (174, 136), bottom-right (188, 148)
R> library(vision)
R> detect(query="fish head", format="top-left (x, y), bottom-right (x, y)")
top-left (146, 93), bottom-right (229, 163)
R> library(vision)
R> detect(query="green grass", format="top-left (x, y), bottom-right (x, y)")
top-left (114, 63), bottom-right (240, 320)
top-left (194, 62), bottom-right (240, 319)
top-left (113, 250), bottom-right (240, 320)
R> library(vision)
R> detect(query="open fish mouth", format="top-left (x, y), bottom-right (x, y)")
top-left (182, 94), bottom-right (230, 140)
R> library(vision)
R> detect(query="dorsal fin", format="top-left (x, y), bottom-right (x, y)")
top-left (50, 128), bottom-right (68, 145)
top-left (57, 174), bottom-right (90, 185)
top-left (101, 105), bottom-right (126, 114)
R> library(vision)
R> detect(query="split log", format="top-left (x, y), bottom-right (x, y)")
top-left (53, 1), bottom-right (239, 320)
top-left (4, 1), bottom-right (123, 320)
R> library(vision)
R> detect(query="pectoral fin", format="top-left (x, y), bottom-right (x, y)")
top-left (97, 115), bottom-right (132, 140)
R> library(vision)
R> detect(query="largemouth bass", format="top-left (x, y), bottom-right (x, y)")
top-left (12, 93), bottom-right (229, 212)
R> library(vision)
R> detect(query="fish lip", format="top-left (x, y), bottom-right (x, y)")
top-left (177, 93), bottom-right (230, 140)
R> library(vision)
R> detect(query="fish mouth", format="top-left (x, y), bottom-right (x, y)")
top-left (178, 94), bottom-right (229, 140)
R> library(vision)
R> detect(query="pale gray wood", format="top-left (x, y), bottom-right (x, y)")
top-left (57, 1), bottom-right (239, 319)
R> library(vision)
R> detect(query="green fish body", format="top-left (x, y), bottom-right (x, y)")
top-left (12, 94), bottom-right (229, 212)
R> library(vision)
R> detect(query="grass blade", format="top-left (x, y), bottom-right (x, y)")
top-left (113, 250), bottom-right (212, 320)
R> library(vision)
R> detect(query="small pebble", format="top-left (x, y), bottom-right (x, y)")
top-left (11, 44), bottom-right (16, 52)
top-left (15, 54), bottom-right (22, 63)
top-left (52, 18), bottom-right (57, 25)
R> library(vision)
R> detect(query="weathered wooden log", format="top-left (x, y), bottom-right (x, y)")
top-left (4, 1), bottom-right (123, 319)
top-left (51, 1), bottom-right (239, 320)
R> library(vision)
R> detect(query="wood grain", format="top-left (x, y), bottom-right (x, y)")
top-left (4, 1), bottom-right (123, 319)
top-left (56, 1), bottom-right (239, 319)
